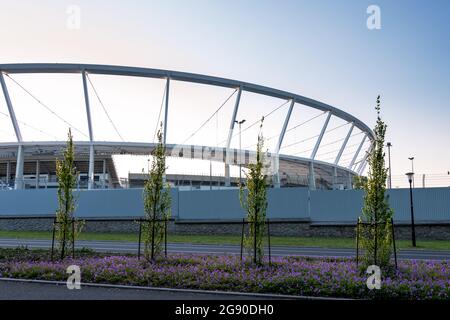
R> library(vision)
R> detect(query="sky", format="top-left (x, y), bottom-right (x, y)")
top-left (0, 0), bottom-right (449, 187)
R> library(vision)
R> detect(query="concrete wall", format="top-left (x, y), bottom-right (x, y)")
top-left (0, 187), bottom-right (449, 223)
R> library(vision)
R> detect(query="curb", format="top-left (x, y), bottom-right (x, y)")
top-left (0, 277), bottom-right (352, 300)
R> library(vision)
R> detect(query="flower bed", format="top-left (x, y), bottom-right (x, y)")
top-left (0, 253), bottom-right (449, 300)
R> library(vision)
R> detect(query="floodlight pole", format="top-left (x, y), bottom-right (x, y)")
top-left (408, 157), bottom-right (415, 188)
top-left (406, 172), bottom-right (416, 247)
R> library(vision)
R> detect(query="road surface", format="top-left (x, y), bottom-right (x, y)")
top-left (0, 279), bottom-right (276, 300)
top-left (0, 238), bottom-right (449, 260)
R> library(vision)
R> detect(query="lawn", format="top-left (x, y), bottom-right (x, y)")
top-left (0, 230), bottom-right (449, 250)
top-left (0, 248), bottom-right (448, 300)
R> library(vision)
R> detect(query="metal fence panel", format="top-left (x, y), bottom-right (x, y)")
top-left (177, 187), bottom-right (309, 220)
top-left (0, 187), bottom-right (449, 223)
top-left (310, 189), bottom-right (364, 223)
top-left (0, 188), bottom-right (179, 218)
top-left (310, 187), bottom-right (450, 223)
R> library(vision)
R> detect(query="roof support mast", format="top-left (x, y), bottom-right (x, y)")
top-left (334, 124), bottom-right (354, 165)
top-left (274, 99), bottom-right (295, 188)
top-left (225, 86), bottom-right (242, 187)
top-left (0, 72), bottom-right (24, 189)
top-left (347, 134), bottom-right (367, 187)
top-left (162, 77), bottom-right (170, 183)
top-left (333, 123), bottom-right (354, 189)
top-left (348, 134), bottom-right (366, 170)
top-left (163, 77), bottom-right (170, 144)
top-left (82, 70), bottom-right (95, 190)
top-left (309, 112), bottom-right (332, 190)
top-left (357, 141), bottom-right (373, 175)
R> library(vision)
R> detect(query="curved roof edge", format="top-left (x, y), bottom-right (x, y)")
top-left (0, 63), bottom-right (375, 139)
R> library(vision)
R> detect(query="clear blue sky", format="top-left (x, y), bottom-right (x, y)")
top-left (0, 0), bottom-right (449, 183)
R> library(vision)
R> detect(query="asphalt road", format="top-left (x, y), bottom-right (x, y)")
top-left (0, 279), bottom-right (273, 300)
top-left (1, 238), bottom-right (449, 260)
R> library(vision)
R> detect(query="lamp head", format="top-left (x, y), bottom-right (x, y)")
top-left (405, 172), bottom-right (414, 183)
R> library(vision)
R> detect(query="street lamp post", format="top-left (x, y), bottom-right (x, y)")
top-left (235, 119), bottom-right (246, 184)
top-left (408, 157), bottom-right (415, 188)
top-left (387, 142), bottom-right (392, 189)
top-left (405, 172), bottom-right (416, 247)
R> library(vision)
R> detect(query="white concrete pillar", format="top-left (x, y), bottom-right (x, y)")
top-left (308, 162), bottom-right (316, 190)
top-left (6, 161), bottom-right (10, 185)
top-left (224, 163), bottom-right (230, 187)
top-left (35, 160), bottom-right (40, 189)
top-left (14, 145), bottom-right (24, 190)
top-left (333, 167), bottom-right (337, 190)
top-left (88, 144), bottom-right (94, 190)
top-left (102, 159), bottom-right (106, 189)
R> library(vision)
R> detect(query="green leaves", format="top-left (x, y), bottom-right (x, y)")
top-left (55, 128), bottom-right (80, 260)
top-left (143, 123), bottom-right (171, 261)
top-left (359, 96), bottom-right (395, 270)
top-left (240, 118), bottom-right (268, 265)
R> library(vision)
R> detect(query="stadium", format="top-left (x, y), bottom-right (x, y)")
top-left (0, 64), bottom-right (448, 240)
top-left (0, 63), bottom-right (374, 191)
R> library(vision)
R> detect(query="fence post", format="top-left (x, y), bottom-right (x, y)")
top-left (137, 219), bottom-right (142, 260)
top-left (164, 218), bottom-right (168, 258)
top-left (72, 218), bottom-right (75, 259)
top-left (60, 217), bottom-right (66, 260)
top-left (267, 218), bottom-right (271, 266)
top-left (51, 217), bottom-right (56, 261)
top-left (253, 219), bottom-right (257, 264)
top-left (356, 218), bottom-right (359, 268)
top-left (374, 221), bottom-right (377, 266)
top-left (240, 218), bottom-right (244, 262)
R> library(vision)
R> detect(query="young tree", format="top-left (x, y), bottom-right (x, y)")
top-left (55, 129), bottom-right (79, 259)
top-left (239, 118), bottom-right (268, 265)
top-left (353, 175), bottom-right (368, 190)
top-left (359, 95), bottom-right (394, 270)
top-left (143, 125), bottom-right (171, 261)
